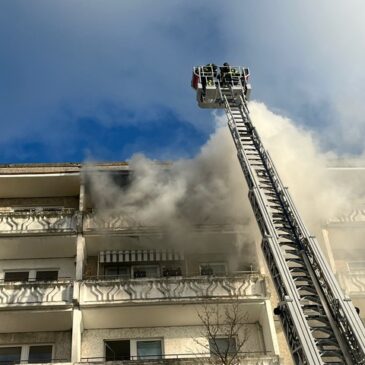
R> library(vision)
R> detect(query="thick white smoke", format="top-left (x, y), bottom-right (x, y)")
top-left (86, 101), bottom-right (364, 267)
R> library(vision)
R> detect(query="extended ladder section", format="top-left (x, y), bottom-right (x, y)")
top-left (192, 65), bottom-right (365, 364)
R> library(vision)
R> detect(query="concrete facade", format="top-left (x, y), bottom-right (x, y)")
top-left (0, 163), bottom-right (287, 365)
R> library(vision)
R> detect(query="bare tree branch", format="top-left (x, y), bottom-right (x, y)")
top-left (193, 299), bottom-right (249, 365)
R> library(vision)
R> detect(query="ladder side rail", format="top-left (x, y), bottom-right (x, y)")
top-left (232, 95), bottom-right (359, 362)
top-left (224, 96), bottom-right (324, 364)
top-left (263, 148), bottom-right (365, 362)
top-left (240, 98), bottom-right (365, 362)
top-left (281, 186), bottom-right (365, 362)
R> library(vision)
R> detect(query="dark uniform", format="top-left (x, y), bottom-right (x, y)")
top-left (220, 62), bottom-right (231, 86)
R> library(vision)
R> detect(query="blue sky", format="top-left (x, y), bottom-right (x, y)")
top-left (1, 1), bottom-right (365, 163)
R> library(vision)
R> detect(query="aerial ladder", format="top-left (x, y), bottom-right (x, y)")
top-left (191, 64), bottom-right (365, 364)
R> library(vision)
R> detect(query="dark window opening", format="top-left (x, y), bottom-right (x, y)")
top-left (35, 271), bottom-right (58, 282)
top-left (133, 266), bottom-right (159, 279)
top-left (200, 263), bottom-right (226, 276)
top-left (28, 345), bottom-right (53, 364)
top-left (0, 347), bottom-right (21, 364)
top-left (104, 265), bottom-right (129, 279)
top-left (105, 340), bottom-right (130, 361)
top-left (4, 272), bottom-right (29, 282)
top-left (162, 267), bottom-right (182, 277)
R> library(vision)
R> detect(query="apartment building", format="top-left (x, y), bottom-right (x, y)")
top-left (321, 160), bottom-right (365, 325)
top-left (0, 163), bottom-right (280, 365)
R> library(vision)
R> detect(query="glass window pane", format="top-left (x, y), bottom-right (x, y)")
top-left (137, 340), bottom-right (162, 359)
top-left (104, 265), bottom-right (129, 279)
top-left (209, 338), bottom-right (236, 355)
top-left (0, 347), bottom-right (21, 364)
top-left (105, 340), bottom-right (130, 361)
top-left (28, 345), bottom-right (53, 363)
top-left (4, 272), bottom-right (29, 282)
top-left (36, 271), bottom-right (58, 281)
top-left (133, 266), bottom-right (159, 279)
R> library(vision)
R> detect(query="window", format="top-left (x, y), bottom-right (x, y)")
top-left (0, 347), bottom-right (21, 364)
top-left (4, 272), bottom-right (29, 282)
top-left (162, 267), bottom-right (182, 277)
top-left (209, 337), bottom-right (236, 356)
top-left (0, 345), bottom-right (53, 364)
top-left (105, 339), bottom-right (163, 361)
top-left (35, 271), bottom-right (58, 282)
top-left (28, 345), bottom-right (53, 363)
top-left (200, 263), bottom-right (227, 276)
top-left (3, 270), bottom-right (59, 283)
top-left (105, 340), bottom-right (130, 361)
top-left (137, 340), bottom-right (162, 360)
top-left (13, 206), bottom-right (64, 213)
top-left (104, 265), bottom-right (129, 279)
top-left (132, 265), bottom-right (159, 279)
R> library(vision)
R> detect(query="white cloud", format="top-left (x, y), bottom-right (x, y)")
top-left (1, 0), bottom-right (365, 155)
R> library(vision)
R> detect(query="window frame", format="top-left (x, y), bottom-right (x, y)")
top-left (2, 269), bottom-right (59, 283)
top-left (0, 345), bottom-right (22, 364)
top-left (104, 338), bottom-right (163, 361)
top-left (103, 264), bottom-right (130, 279)
top-left (104, 339), bottom-right (130, 361)
top-left (0, 344), bottom-right (54, 364)
top-left (131, 265), bottom-right (160, 279)
top-left (135, 339), bottom-right (163, 360)
top-left (3, 271), bottom-right (30, 282)
top-left (209, 336), bottom-right (237, 357)
top-left (34, 270), bottom-right (59, 282)
top-left (27, 344), bottom-right (54, 364)
top-left (199, 262), bottom-right (227, 276)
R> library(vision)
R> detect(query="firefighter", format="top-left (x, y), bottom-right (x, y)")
top-left (220, 62), bottom-right (231, 86)
top-left (202, 63), bottom-right (216, 94)
top-left (230, 66), bottom-right (240, 85)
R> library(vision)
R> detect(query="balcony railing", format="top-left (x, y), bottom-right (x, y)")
top-left (338, 272), bottom-right (365, 296)
top-left (0, 360), bottom-right (70, 365)
top-left (83, 212), bottom-right (163, 234)
top-left (83, 213), bottom-right (248, 235)
top-left (80, 274), bottom-right (267, 305)
top-left (0, 209), bottom-right (78, 235)
top-left (0, 280), bottom-right (73, 307)
top-left (79, 353), bottom-right (279, 365)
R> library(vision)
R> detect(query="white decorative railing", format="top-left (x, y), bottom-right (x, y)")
top-left (83, 213), bottom-right (247, 234)
top-left (83, 212), bottom-right (161, 233)
top-left (0, 209), bottom-right (78, 234)
top-left (79, 354), bottom-right (280, 365)
top-left (80, 274), bottom-right (267, 305)
top-left (338, 272), bottom-right (365, 296)
top-left (0, 281), bottom-right (73, 306)
top-left (327, 206), bottom-right (365, 225)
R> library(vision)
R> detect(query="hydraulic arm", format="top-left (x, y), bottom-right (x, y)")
top-left (192, 64), bottom-right (365, 364)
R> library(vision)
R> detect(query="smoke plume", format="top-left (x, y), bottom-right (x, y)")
top-left (85, 101), bottom-right (365, 269)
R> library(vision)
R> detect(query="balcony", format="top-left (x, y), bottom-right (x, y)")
top-left (338, 272), bottom-right (365, 296)
top-left (80, 274), bottom-right (267, 306)
top-left (83, 212), bottom-right (163, 235)
top-left (0, 209), bottom-right (78, 236)
top-left (0, 359), bottom-right (70, 365)
top-left (79, 354), bottom-right (280, 365)
top-left (83, 213), bottom-right (250, 236)
top-left (0, 280), bottom-right (73, 307)
top-left (0, 280), bottom-right (74, 332)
